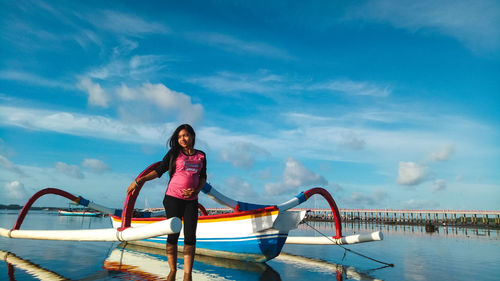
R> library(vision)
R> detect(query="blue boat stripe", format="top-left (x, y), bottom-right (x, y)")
top-left (143, 233), bottom-right (287, 243)
top-left (296, 192), bottom-right (306, 204)
top-left (202, 182), bottom-right (212, 193)
top-left (78, 197), bottom-right (90, 206)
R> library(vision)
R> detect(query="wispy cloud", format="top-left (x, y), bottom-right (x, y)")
top-left (0, 70), bottom-right (74, 90)
top-left (309, 79), bottom-right (392, 97)
top-left (0, 154), bottom-right (25, 176)
top-left (187, 32), bottom-right (291, 59)
top-left (401, 198), bottom-right (439, 209)
top-left (347, 0), bottom-right (500, 54)
top-left (188, 71), bottom-right (284, 96)
top-left (189, 72), bottom-right (392, 100)
top-left (91, 10), bottom-right (170, 36)
top-left (86, 55), bottom-right (170, 81)
top-left (3, 2), bottom-right (169, 54)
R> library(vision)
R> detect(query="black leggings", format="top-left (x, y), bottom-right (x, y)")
top-left (163, 195), bottom-right (198, 246)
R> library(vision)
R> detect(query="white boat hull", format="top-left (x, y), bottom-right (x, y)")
top-left (111, 208), bottom-right (306, 262)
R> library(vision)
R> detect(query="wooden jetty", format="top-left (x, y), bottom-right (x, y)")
top-left (309, 209), bottom-right (500, 227)
top-left (206, 208), bottom-right (500, 227)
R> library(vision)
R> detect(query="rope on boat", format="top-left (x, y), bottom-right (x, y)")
top-left (304, 221), bottom-right (394, 267)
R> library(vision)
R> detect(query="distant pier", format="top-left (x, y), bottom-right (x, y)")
top-left (305, 209), bottom-right (500, 227)
top-left (205, 208), bottom-right (500, 228)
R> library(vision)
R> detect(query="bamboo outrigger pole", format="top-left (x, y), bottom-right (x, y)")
top-left (0, 186), bottom-right (181, 242)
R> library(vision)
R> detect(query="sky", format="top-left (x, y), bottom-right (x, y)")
top-left (0, 0), bottom-right (499, 210)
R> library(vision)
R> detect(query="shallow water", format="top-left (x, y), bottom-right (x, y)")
top-left (1, 210), bottom-right (499, 280)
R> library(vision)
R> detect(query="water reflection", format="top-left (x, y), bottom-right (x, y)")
top-left (106, 243), bottom-right (281, 280)
top-left (275, 252), bottom-right (384, 281)
top-left (1, 250), bottom-right (67, 281)
top-left (302, 221), bottom-right (499, 239)
top-left (1, 245), bottom-right (282, 281)
top-left (1, 242), bottom-right (384, 281)
top-left (107, 243), bottom-right (383, 281)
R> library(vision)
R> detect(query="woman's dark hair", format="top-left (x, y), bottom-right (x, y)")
top-left (168, 124), bottom-right (196, 151)
top-left (167, 124), bottom-right (196, 178)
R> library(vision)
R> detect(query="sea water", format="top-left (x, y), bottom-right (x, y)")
top-left (0, 210), bottom-right (499, 281)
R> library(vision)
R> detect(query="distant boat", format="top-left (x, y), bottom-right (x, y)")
top-left (58, 210), bottom-right (102, 216)
top-left (58, 203), bottom-right (103, 217)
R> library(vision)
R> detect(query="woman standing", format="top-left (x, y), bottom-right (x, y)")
top-left (127, 124), bottom-right (207, 281)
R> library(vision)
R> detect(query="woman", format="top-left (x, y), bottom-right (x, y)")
top-left (127, 124), bottom-right (207, 281)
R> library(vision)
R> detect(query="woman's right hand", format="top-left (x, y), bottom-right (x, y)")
top-left (126, 181), bottom-right (137, 195)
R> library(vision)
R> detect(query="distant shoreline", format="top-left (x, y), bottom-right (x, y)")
top-left (0, 204), bottom-right (63, 211)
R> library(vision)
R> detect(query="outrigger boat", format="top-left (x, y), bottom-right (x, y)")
top-left (0, 162), bottom-right (383, 263)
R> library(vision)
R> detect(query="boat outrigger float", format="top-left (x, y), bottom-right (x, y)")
top-left (0, 162), bottom-right (383, 262)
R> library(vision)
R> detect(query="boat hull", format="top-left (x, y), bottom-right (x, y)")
top-left (111, 207), bottom-right (304, 262)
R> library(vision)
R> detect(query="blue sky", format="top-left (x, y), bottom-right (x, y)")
top-left (1, 0), bottom-right (499, 210)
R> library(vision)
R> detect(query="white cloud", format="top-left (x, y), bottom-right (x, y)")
top-left (283, 158), bottom-right (328, 187)
top-left (397, 161), bottom-right (427, 185)
top-left (0, 154), bottom-right (25, 176)
top-left (110, 83), bottom-right (204, 125)
top-left (3, 181), bottom-right (27, 200)
top-left (340, 131), bottom-right (366, 150)
top-left (116, 83), bottom-right (205, 124)
top-left (82, 158), bottom-right (111, 173)
top-left (432, 179), bottom-right (447, 193)
top-left (401, 198), bottom-right (439, 209)
top-left (265, 158), bottom-right (328, 195)
top-left (77, 77), bottom-right (109, 107)
top-left (220, 142), bottom-right (270, 169)
top-left (141, 83), bottom-right (203, 124)
top-left (117, 83), bottom-right (137, 101)
top-left (0, 105), bottom-right (174, 144)
top-left (349, 0), bottom-right (500, 53)
top-left (310, 79), bottom-right (391, 97)
top-left (55, 162), bottom-right (84, 179)
top-left (428, 144), bottom-right (454, 162)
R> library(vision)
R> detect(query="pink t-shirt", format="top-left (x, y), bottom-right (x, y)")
top-left (166, 151), bottom-right (206, 200)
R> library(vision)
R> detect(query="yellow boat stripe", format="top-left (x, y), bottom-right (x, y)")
top-left (112, 210), bottom-right (279, 224)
